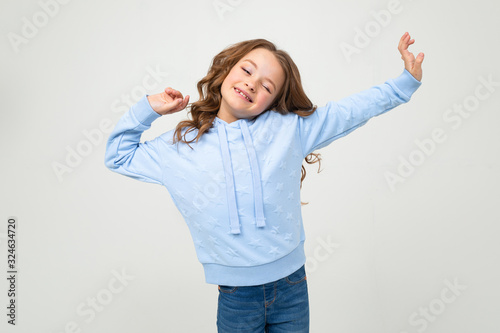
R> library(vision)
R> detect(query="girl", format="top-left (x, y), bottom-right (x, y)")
top-left (105, 32), bottom-right (424, 332)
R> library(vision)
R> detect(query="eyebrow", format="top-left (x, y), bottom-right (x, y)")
top-left (242, 59), bottom-right (277, 91)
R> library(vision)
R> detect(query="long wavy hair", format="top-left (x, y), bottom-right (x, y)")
top-left (173, 39), bottom-right (322, 205)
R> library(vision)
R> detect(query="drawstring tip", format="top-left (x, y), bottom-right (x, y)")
top-left (230, 227), bottom-right (241, 235)
top-left (256, 218), bottom-right (266, 228)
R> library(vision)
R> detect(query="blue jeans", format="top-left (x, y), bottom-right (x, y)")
top-left (216, 265), bottom-right (309, 332)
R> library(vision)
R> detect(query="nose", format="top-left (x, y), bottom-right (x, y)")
top-left (245, 81), bottom-right (255, 92)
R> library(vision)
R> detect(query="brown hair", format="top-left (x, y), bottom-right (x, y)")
top-left (173, 39), bottom-right (322, 204)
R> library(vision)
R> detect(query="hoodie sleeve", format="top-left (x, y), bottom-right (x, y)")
top-left (104, 95), bottom-right (166, 185)
top-left (298, 68), bottom-right (422, 157)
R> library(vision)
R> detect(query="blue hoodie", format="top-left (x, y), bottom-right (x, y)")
top-left (105, 68), bottom-right (422, 286)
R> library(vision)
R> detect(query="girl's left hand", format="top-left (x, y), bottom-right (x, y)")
top-left (398, 32), bottom-right (424, 82)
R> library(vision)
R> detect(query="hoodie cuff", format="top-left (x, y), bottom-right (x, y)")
top-left (130, 94), bottom-right (162, 126)
top-left (389, 68), bottom-right (422, 101)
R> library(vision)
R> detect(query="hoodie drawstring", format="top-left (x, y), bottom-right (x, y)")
top-left (216, 119), bottom-right (266, 235)
top-left (240, 121), bottom-right (266, 229)
top-left (217, 123), bottom-right (241, 234)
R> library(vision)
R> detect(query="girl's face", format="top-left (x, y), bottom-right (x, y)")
top-left (218, 48), bottom-right (285, 123)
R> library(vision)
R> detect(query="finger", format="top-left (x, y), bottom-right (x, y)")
top-left (399, 34), bottom-right (417, 64)
top-left (165, 88), bottom-right (176, 99)
top-left (398, 33), bottom-right (410, 52)
top-left (170, 89), bottom-right (184, 100)
top-left (173, 95), bottom-right (190, 112)
top-left (168, 97), bottom-right (189, 114)
top-left (180, 95), bottom-right (190, 109)
top-left (415, 52), bottom-right (425, 65)
top-left (399, 32), bottom-right (415, 50)
top-left (164, 87), bottom-right (174, 101)
top-left (164, 98), bottom-right (184, 112)
top-left (412, 53), bottom-right (424, 81)
top-left (399, 32), bottom-right (408, 44)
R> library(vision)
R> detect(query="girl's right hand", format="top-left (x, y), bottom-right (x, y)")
top-left (147, 87), bottom-right (190, 115)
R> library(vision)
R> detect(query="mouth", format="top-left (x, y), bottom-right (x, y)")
top-left (234, 87), bottom-right (253, 103)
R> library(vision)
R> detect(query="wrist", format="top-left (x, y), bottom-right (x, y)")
top-left (132, 95), bottom-right (163, 125)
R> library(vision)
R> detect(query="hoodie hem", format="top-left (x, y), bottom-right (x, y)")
top-left (203, 241), bottom-right (306, 286)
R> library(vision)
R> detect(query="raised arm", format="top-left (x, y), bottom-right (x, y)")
top-left (104, 88), bottom-right (189, 185)
top-left (298, 32), bottom-right (424, 157)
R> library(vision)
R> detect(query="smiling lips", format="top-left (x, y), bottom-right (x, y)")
top-left (234, 87), bottom-right (253, 103)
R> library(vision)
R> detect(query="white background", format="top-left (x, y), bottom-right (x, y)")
top-left (1, 0), bottom-right (499, 332)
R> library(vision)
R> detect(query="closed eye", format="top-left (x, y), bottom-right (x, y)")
top-left (242, 66), bottom-right (272, 93)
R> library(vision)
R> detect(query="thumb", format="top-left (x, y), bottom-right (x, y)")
top-left (415, 52), bottom-right (424, 66)
top-left (413, 52), bottom-right (424, 81)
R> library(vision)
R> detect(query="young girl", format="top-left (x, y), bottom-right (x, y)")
top-left (105, 32), bottom-right (424, 332)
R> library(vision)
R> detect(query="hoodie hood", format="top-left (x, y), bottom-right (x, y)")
top-left (214, 116), bottom-right (266, 234)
